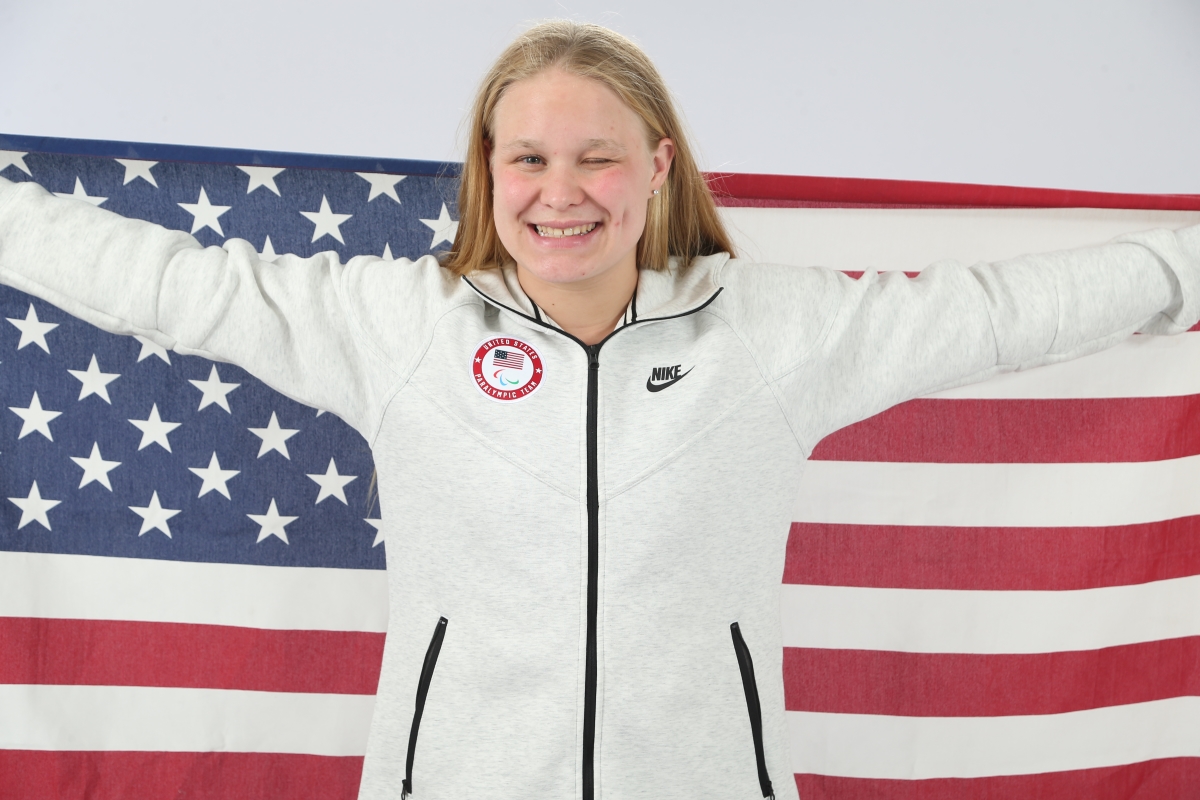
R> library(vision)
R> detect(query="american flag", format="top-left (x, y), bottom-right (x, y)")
top-left (491, 349), bottom-right (525, 371)
top-left (2, 135), bottom-right (1200, 799)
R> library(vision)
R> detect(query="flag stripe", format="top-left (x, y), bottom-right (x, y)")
top-left (0, 551), bottom-right (388, 632)
top-left (794, 455), bottom-right (1200, 527)
top-left (0, 751), bottom-right (363, 800)
top-left (811, 395), bottom-right (1200, 463)
top-left (784, 517), bottom-right (1200, 590)
top-left (0, 617), bottom-right (383, 694)
top-left (0, 684), bottom-right (373, 754)
top-left (779, 576), bottom-right (1200, 653)
top-left (783, 638), bottom-right (1200, 716)
top-left (719, 205), bottom-right (1200, 272)
top-left (793, 758), bottom-right (1200, 800)
top-left (787, 698), bottom-right (1200, 779)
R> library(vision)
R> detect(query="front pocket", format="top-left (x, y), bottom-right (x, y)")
top-left (402, 616), bottom-right (448, 800)
top-left (730, 622), bottom-right (775, 799)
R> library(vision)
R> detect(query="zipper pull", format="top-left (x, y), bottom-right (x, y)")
top-left (401, 779), bottom-right (411, 799)
top-left (587, 344), bottom-right (600, 369)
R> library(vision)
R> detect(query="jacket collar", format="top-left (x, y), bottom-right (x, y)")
top-left (462, 253), bottom-right (728, 332)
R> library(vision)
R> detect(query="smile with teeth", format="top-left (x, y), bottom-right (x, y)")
top-left (534, 222), bottom-right (598, 238)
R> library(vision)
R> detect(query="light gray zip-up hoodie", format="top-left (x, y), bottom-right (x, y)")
top-left (2, 174), bottom-right (1199, 800)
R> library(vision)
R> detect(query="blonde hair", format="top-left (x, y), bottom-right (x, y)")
top-left (441, 20), bottom-right (736, 277)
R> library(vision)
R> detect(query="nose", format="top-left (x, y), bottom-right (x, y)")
top-left (540, 163), bottom-right (584, 210)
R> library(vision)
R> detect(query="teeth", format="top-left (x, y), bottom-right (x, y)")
top-left (535, 222), bottom-right (597, 238)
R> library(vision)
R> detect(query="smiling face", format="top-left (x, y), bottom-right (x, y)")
top-left (489, 68), bottom-right (674, 290)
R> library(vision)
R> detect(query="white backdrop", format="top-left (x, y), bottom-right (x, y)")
top-left (1, 0), bottom-right (1198, 193)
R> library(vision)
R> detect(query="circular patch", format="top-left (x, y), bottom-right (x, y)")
top-left (471, 337), bottom-right (545, 402)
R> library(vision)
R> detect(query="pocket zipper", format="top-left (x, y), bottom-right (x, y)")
top-left (402, 616), bottom-right (448, 800)
top-left (730, 622), bottom-right (775, 799)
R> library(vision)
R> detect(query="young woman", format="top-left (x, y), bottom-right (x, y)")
top-left (1, 20), bottom-right (1198, 800)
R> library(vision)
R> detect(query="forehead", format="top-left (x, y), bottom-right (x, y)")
top-left (492, 69), bottom-right (649, 148)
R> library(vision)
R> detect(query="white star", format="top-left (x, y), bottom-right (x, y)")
top-left (178, 187), bottom-right (231, 235)
top-left (365, 517), bottom-right (385, 547)
top-left (307, 458), bottom-right (357, 505)
top-left (381, 243), bottom-right (394, 260)
top-left (54, 177), bottom-right (107, 206)
top-left (238, 166), bottom-right (285, 196)
top-left (259, 235), bottom-right (280, 262)
top-left (188, 452), bottom-right (240, 499)
top-left (129, 404), bottom-right (181, 452)
top-left (420, 203), bottom-right (459, 249)
top-left (68, 354), bottom-right (120, 403)
top-left (71, 443), bottom-right (121, 490)
top-left (8, 481), bottom-right (61, 530)
top-left (248, 411), bottom-right (299, 459)
top-left (300, 195), bottom-right (352, 244)
top-left (115, 159), bottom-right (158, 187)
top-left (9, 392), bottom-right (61, 441)
top-left (7, 304), bottom-right (59, 352)
top-left (134, 335), bottom-right (171, 364)
top-left (189, 365), bottom-right (240, 412)
top-left (248, 499), bottom-right (297, 544)
top-left (0, 151), bottom-right (32, 176)
top-left (356, 172), bottom-right (405, 203)
top-left (129, 491), bottom-right (181, 538)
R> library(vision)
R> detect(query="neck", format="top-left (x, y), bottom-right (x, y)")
top-left (517, 263), bottom-right (638, 346)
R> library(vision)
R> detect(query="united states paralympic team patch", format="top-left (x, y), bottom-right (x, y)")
top-left (472, 337), bottom-right (544, 402)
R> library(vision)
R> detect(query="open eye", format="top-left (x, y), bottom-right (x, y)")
top-left (518, 155), bottom-right (544, 166)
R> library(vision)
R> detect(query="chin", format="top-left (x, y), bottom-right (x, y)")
top-left (518, 255), bottom-right (604, 285)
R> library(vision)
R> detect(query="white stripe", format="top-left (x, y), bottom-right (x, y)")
top-left (927, 330), bottom-right (1200, 399)
top-left (0, 684), bottom-right (373, 755)
top-left (780, 575), bottom-right (1200, 654)
top-left (796, 454), bottom-right (1200, 528)
top-left (0, 551), bottom-right (388, 632)
top-left (721, 205), bottom-right (1200, 273)
top-left (789, 698), bottom-right (1200, 779)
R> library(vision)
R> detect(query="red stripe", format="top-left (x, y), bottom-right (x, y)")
top-left (785, 517), bottom-right (1200, 590)
top-left (785, 638), bottom-right (1200, 717)
top-left (810, 396), bottom-right (1200, 463)
top-left (0, 751), bottom-right (361, 800)
top-left (794, 758), bottom-right (1200, 800)
top-left (709, 171), bottom-right (1200, 211)
top-left (0, 618), bottom-right (383, 694)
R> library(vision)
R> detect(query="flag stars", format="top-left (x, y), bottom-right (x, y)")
top-left (259, 236), bottom-right (280, 262)
top-left (365, 518), bottom-right (385, 547)
top-left (8, 481), bottom-right (61, 530)
top-left (7, 304), bottom-right (59, 352)
top-left (300, 195), bottom-right (352, 244)
top-left (134, 335), bottom-right (171, 364)
top-left (0, 150), bottom-right (32, 176)
top-left (115, 159), bottom-right (159, 187)
top-left (248, 499), bottom-right (297, 544)
top-left (54, 177), bottom-right (107, 206)
top-left (356, 172), bottom-right (405, 203)
top-left (307, 458), bottom-right (357, 505)
top-left (189, 452), bottom-right (240, 499)
top-left (189, 365), bottom-right (240, 412)
top-left (129, 404), bottom-right (181, 452)
top-left (9, 392), bottom-right (62, 441)
top-left (68, 355), bottom-right (120, 403)
top-left (248, 412), bottom-right (299, 459)
top-left (420, 203), bottom-right (459, 249)
top-left (129, 491), bottom-right (181, 538)
top-left (238, 166), bottom-right (285, 196)
top-left (178, 187), bottom-right (231, 235)
top-left (71, 443), bottom-right (122, 490)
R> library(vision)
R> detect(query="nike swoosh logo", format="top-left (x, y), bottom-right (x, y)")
top-left (646, 367), bottom-right (694, 393)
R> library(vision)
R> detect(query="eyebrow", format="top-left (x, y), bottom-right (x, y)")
top-left (501, 137), bottom-right (628, 153)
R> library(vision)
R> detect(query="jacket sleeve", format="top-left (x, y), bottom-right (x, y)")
top-left (713, 223), bottom-right (1200, 455)
top-left (0, 175), bottom-right (428, 440)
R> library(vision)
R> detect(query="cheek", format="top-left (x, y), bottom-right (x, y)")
top-left (590, 171), bottom-right (645, 229)
top-left (493, 174), bottom-right (536, 226)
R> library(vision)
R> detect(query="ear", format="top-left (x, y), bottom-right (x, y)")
top-left (650, 137), bottom-right (675, 195)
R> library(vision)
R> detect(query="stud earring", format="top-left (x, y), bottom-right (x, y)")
top-left (652, 189), bottom-right (660, 196)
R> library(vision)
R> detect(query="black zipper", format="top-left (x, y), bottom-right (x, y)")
top-left (402, 616), bottom-right (448, 800)
top-left (461, 277), bottom-right (723, 800)
top-left (730, 622), bottom-right (774, 799)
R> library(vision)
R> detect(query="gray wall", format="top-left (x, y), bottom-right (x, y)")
top-left (2, 0), bottom-right (1197, 192)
